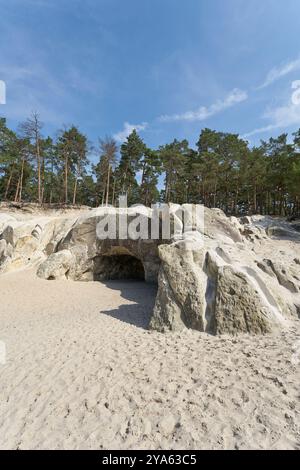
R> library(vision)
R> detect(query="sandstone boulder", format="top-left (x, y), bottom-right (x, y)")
top-left (150, 235), bottom-right (288, 335)
top-left (37, 249), bottom-right (75, 280)
top-left (149, 240), bottom-right (207, 332)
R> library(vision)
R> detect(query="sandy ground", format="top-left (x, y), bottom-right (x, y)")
top-left (0, 269), bottom-right (300, 450)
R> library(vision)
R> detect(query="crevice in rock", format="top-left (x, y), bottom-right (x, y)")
top-left (203, 253), bottom-right (217, 334)
top-left (242, 266), bottom-right (279, 309)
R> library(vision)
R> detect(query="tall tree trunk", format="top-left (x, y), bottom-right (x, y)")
top-left (165, 172), bottom-right (170, 203)
top-left (112, 175), bottom-right (116, 207)
top-left (73, 178), bottom-right (78, 205)
top-left (140, 161), bottom-right (146, 188)
top-left (105, 165), bottom-right (111, 206)
top-left (234, 189), bottom-right (239, 214)
top-left (36, 136), bottom-right (41, 204)
top-left (213, 180), bottom-right (217, 208)
top-left (14, 176), bottom-right (20, 202)
top-left (49, 155), bottom-right (54, 205)
top-left (18, 154), bottom-right (25, 202)
top-left (253, 182), bottom-right (257, 214)
top-left (4, 165), bottom-right (14, 200)
top-left (41, 152), bottom-right (45, 204)
top-left (73, 158), bottom-right (81, 205)
top-left (121, 162), bottom-right (129, 195)
top-left (64, 154), bottom-right (68, 204)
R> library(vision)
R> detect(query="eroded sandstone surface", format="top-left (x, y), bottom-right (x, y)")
top-left (0, 202), bottom-right (299, 335)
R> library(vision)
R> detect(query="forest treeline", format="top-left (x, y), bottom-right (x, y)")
top-left (0, 113), bottom-right (300, 216)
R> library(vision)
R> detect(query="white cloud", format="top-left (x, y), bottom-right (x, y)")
top-left (244, 85), bottom-right (300, 138)
top-left (258, 57), bottom-right (300, 89)
top-left (243, 124), bottom-right (278, 139)
top-left (158, 88), bottom-right (248, 123)
top-left (113, 121), bottom-right (148, 142)
top-left (0, 63), bottom-right (71, 125)
top-left (0, 80), bottom-right (6, 104)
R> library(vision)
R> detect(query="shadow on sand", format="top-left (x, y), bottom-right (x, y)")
top-left (99, 280), bottom-right (158, 330)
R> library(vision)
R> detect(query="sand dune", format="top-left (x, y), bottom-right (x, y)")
top-left (0, 268), bottom-right (299, 450)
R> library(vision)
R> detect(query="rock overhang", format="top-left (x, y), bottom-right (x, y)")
top-left (1, 204), bottom-right (300, 336)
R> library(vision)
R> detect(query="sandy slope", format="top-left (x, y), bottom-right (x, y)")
top-left (0, 269), bottom-right (300, 450)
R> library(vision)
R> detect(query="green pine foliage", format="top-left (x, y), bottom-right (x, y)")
top-left (0, 115), bottom-right (300, 215)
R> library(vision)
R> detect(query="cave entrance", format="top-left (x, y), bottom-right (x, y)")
top-left (93, 254), bottom-right (145, 281)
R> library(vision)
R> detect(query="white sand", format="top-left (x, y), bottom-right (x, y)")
top-left (0, 268), bottom-right (300, 450)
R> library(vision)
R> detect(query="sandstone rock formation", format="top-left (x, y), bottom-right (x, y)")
top-left (149, 229), bottom-right (295, 335)
top-left (1, 202), bottom-right (299, 335)
top-left (36, 249), bottom-right (75, 280)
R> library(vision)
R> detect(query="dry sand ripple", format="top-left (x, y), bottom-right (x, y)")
top-left (0, 269), bottom-right (300, 450)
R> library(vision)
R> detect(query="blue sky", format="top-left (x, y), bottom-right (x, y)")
top-left (1, 0), bottom-right (300, 163)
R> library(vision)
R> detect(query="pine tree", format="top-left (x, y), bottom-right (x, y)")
top-left (93, 137), bottom-right (118, 206)
top-left (1, 115), bottom-right (300, 217)
top-left (117, 130), bottom-right (146, 203)
top-left (56, 126), bottom-right (88, 204)
top-left (19, 112), bottom-right (43, 204)
top-left (159, 139), bottom-right (189, 203)
top-left (139, 148), bottom-right (161, 205)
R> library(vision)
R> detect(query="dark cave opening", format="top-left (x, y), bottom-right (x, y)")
top-left (93, 254), bottom-right (145, 281)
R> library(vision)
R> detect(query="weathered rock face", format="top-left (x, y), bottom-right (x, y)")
top-left (0, 208), bottom-right (79, 272)
top-left (0, 206), bottom-right (164, 282)
top-left (149, 210), bottom-right (300, 335)
top-left (54, 207), bottom-right (165, 283)
top-left (149, 236), bottom-right (290, 335)
top-left (37, 250), bottom-right (75, 280)
top-left (211, 265), bottom-right (272, 335)
top-left (1, 203), bottom-right (300, 335)
top-left (149, 240), bottom-right (207, 332)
